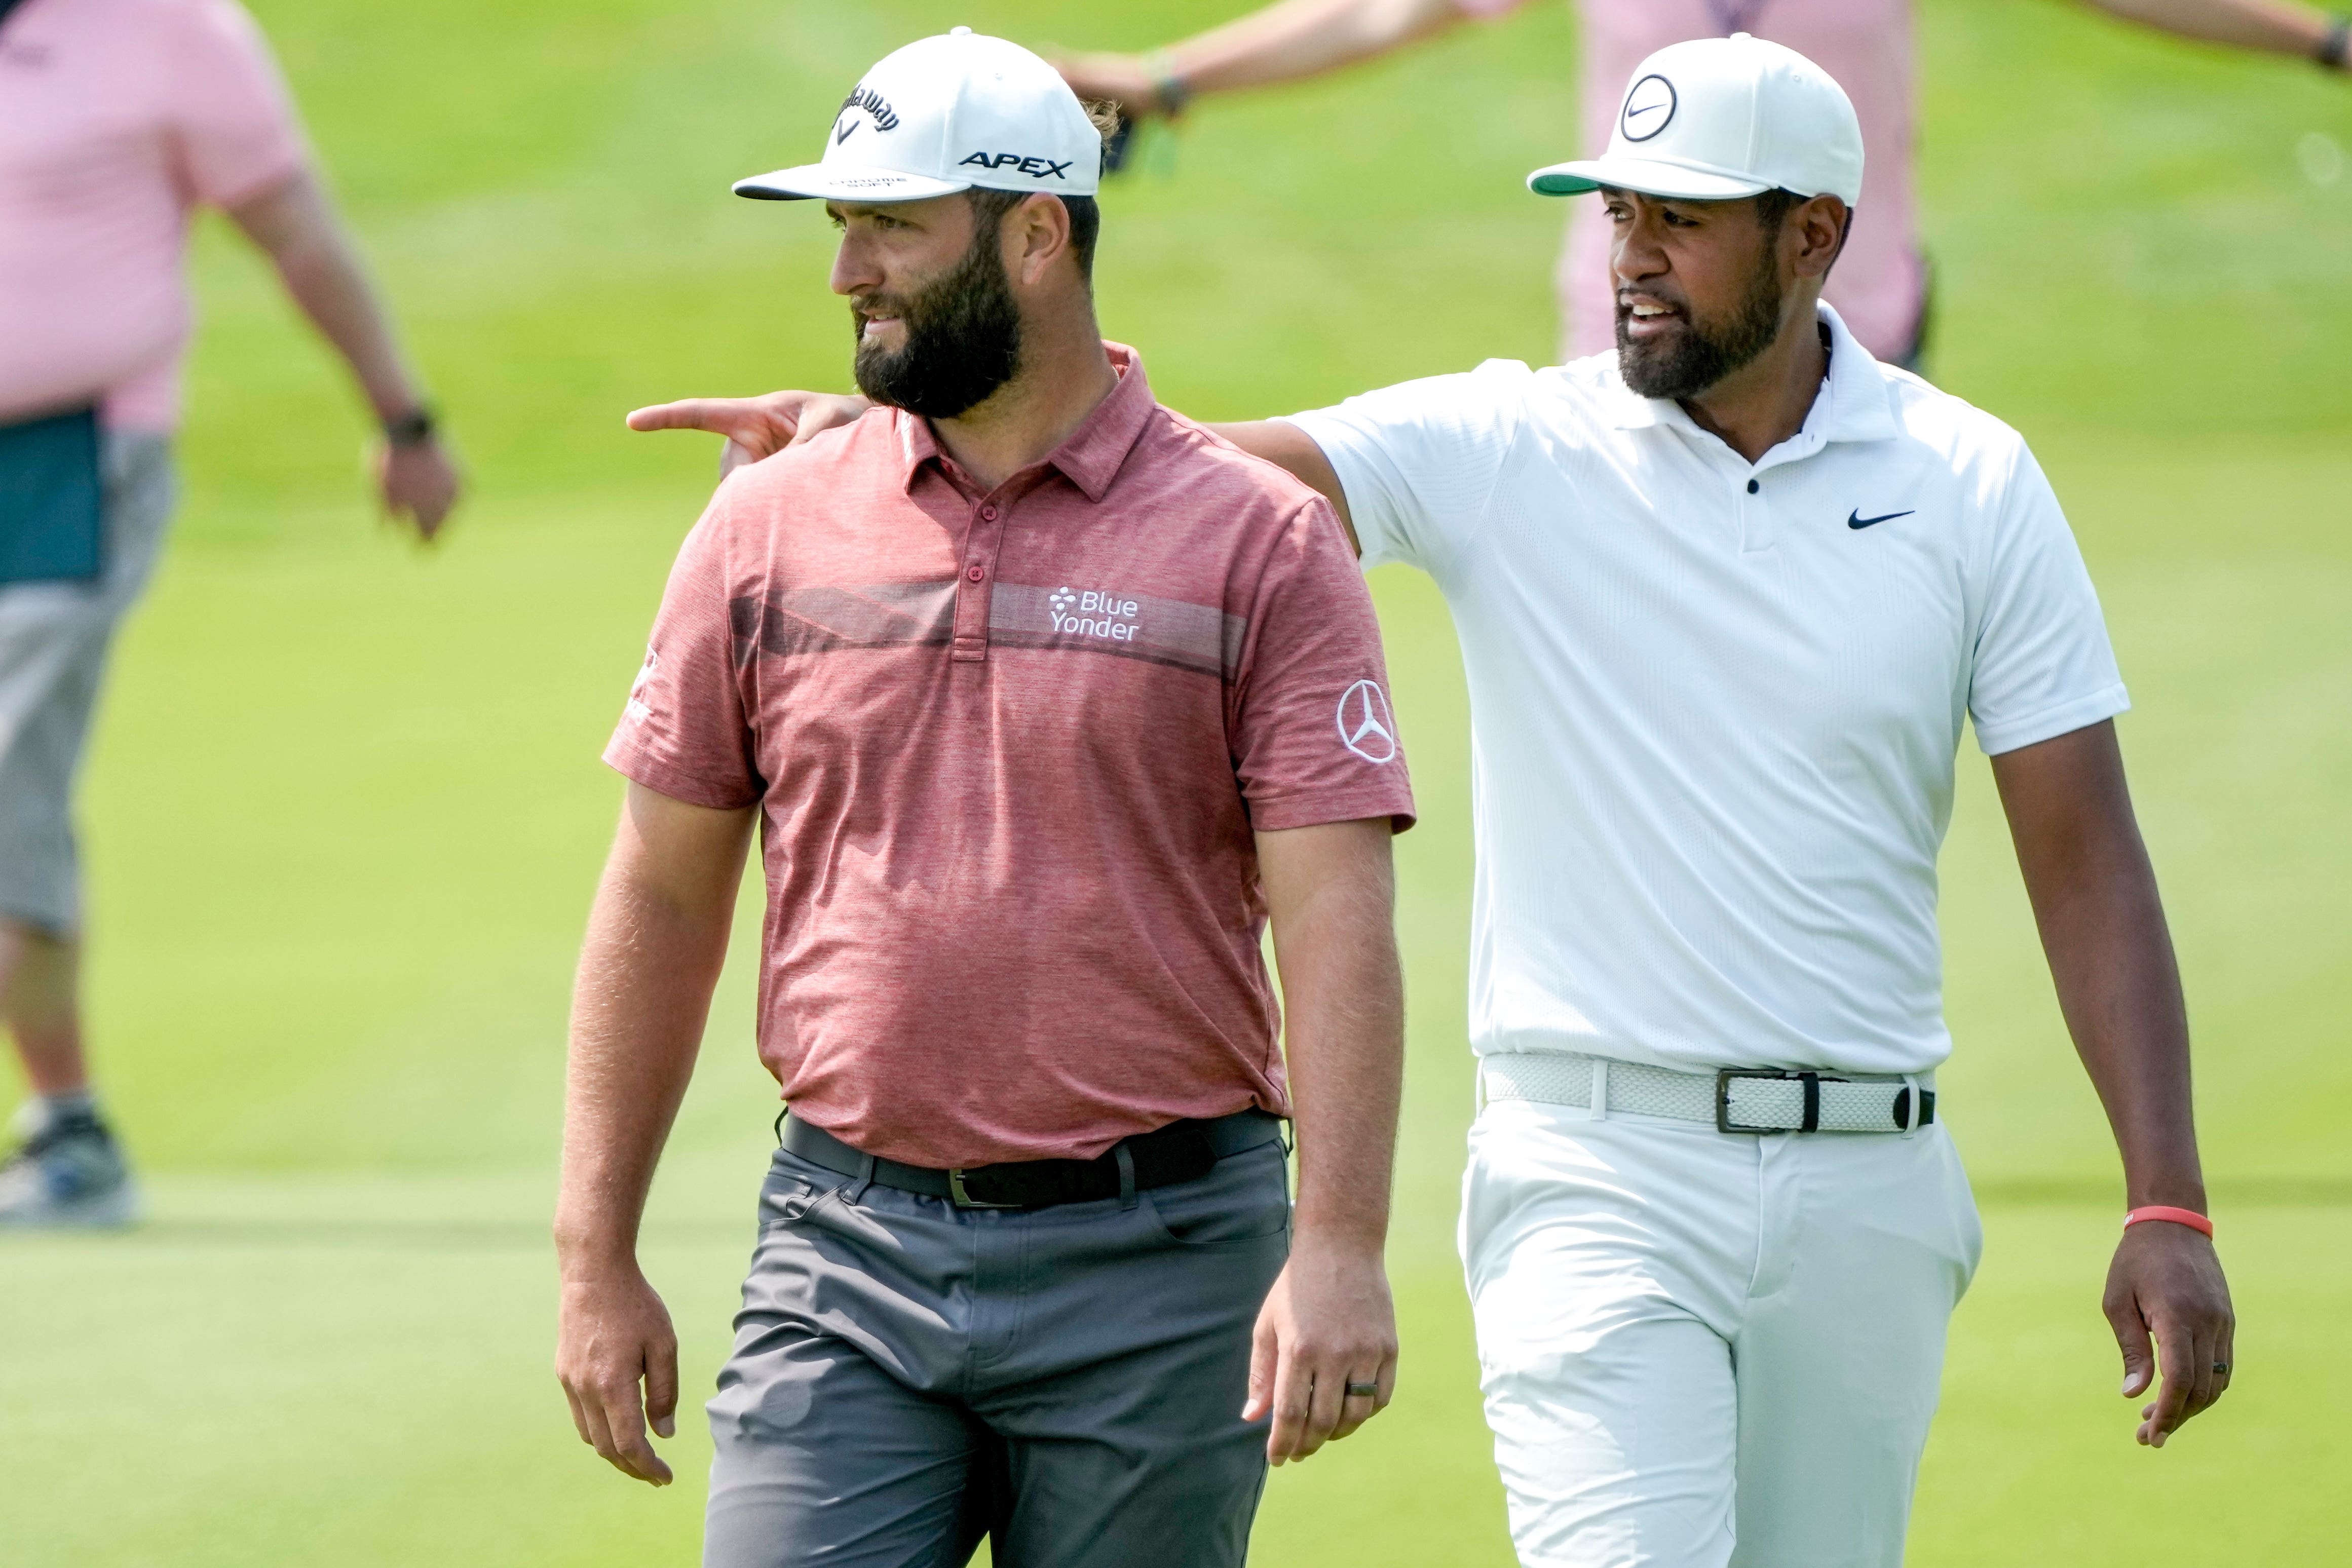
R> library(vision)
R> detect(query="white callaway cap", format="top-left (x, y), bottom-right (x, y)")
top-left (734, 27), bottom-right (1102, 204)
top-left (1527, 33), bottom-right (1862, 206)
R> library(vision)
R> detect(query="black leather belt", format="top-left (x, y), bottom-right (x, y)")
top-left (779, 1108), bottom-right (1286, 1210)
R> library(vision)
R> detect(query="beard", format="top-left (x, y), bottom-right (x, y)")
top-left (1615, 242), bottom-right (1786, 400)
top-left (850, 223), bottom-right (1023, 420)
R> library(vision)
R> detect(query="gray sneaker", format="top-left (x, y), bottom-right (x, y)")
top-left (0, 1104), bottom-right (139, 1228)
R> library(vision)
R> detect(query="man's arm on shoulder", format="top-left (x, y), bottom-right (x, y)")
top-left (554, 782), bottom-right (757, 1486)
top-left (1208, 421), bottom-right (1357, 550)
top-left (621, 391), bottom-right (1362, 545)
top-left (1990, 719), bottom-right (2234, 1448)
top-left (1245, 818), bottom-right (1403, 1464)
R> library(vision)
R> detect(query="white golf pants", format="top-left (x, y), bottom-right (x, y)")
top-left (1460, 1089), bottom-right (1983, 1568)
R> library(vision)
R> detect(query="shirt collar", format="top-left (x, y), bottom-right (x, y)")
top-left (1809, 303), bottom-right (1902, 445)
top-left (896, 341), bottom-right (1156, 503)
top-left (1602, 302), bottom-right (1901, 451)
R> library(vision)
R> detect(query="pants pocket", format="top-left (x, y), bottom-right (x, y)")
top-left (1141, 1141), bottom-right (1292, 1249)
top-left (756, 1147), bottom-right (848, 1229)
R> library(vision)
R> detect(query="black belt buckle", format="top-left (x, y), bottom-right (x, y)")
top-left (946, 1167), bottom-right (1025, 1209)
top-left (1715, 1069), bottom-right (1822, 1134)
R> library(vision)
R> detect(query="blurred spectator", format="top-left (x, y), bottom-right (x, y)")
top-left (0, 0), bottom-right (460, 1225)
top-left (1061, 0), bottom-right (2351, 366)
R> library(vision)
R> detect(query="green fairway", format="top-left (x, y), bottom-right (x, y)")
top-left (4, 0), bottom-right (2349, 1562)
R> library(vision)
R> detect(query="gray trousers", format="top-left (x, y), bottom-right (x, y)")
top-left (704, 1130), bottom-right (1292, 1568)
top-left (0, 432), bottom-right (174, 934)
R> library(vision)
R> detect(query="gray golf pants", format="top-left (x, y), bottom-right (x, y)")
top-left (0, 432), bottom-right (173, 934)
top-left (704, 1129), bottom-right (1292, 1568)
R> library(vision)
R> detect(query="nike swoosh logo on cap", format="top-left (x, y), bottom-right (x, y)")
top-left (1847, 509), bottom-right (1915, 530)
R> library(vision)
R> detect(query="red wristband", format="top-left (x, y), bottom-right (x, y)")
top-left (2123, 1205), bottom-right (2213, 1238)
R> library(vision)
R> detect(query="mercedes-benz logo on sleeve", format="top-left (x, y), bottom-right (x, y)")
top-left (1336, 680), bottom-right (1398, 763)
top-left (1620, 74), bottom-right (1677, 142)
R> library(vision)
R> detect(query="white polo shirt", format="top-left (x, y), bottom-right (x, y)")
top-left (1283, 305), bottom-right (2127, 1077)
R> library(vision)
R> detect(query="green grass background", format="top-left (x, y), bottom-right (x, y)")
top-left (4, 0), bottom-right (2348, 1561)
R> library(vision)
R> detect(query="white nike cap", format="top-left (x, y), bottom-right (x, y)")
top-left (1527, 33), bottom-right (1862, 206)
top-left (734, 27), bottom-right (1102, 204)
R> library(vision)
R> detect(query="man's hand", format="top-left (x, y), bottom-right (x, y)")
top-left (555, 786), bottom-right (751, 1485)
top-left (625, 392), bottom-right (872, 477)
top-left (226, 171), bottom-right (458, 538)
top-left (1243, 1236), bottom-right (1398, 1464)
top-left (2104, 1220), bottom-right (2235, 1447)
top-left (1055, 53), bottom-right (1162, 120)
top-left (1249, 818), bottom-right (1405, 1465)
top-left (1991, 722), bottom-right (2236, 1450)
top-left (555, 787), bottom-right (749, 1487)
top-left (556, 1268), bottom-right (681, 1485)
top-left (375, 438), bottom-right (460, 541)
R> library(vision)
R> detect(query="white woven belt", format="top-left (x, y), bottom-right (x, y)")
top-left (1482, 1052), bottom-right (1934, 1134)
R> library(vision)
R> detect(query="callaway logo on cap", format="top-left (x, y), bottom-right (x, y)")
top-left (734, 27), bottom-right (1103, 204)
top-left (1526, 33), bottom-right (1863, 206)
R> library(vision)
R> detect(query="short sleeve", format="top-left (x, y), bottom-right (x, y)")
top-left (1965, 442), bottom-right (2129, 755)
top-left (602, 495), bottom-right (764, 809)
top-left (1229, 499), bottom-right (1418, 833)
top-left (169, 0), bottom-right (310, 209)
top-left (1277, 359), bottom-right (1531, 576)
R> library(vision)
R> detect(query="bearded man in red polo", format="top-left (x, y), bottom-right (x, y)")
top-left (554, 30), bottom-right (1417, 1568)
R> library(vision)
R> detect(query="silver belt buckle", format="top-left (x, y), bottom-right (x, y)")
top-left (1715, 1068), bottom-right (1818, 1134)
top-left (946, 1168), bottom-right (1020, 1209)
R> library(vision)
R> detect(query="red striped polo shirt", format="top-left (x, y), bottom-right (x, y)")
top-left (605, 346), bottom-right (1415, 1167)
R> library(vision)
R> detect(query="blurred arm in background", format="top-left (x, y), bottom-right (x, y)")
top-left (1054, 0), bottom-right (2345, 128)
top-left (1056, 0), bottom-right (1471, 122)
top-left (227, 170), bottom-right (462, 539)
top-left (1991, 720), bottom-right (2235, 1449)
top-left (554, 783), bottom-right (757, 1487)
top-left (2079, 0), bottom-right (2348, 61)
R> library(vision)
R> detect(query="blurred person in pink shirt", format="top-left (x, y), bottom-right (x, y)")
top-left (1061, 0), bottom-right (2350, 366)
top-left (0, 0), bottom-right (460, 1225)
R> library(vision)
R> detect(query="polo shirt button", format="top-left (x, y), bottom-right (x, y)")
top-left (979, 505), bottom-right (999, 521)
top-left (1746, 479), bottom-right (1760, 494)
top-left (967, 565), bottom-right (986, 582)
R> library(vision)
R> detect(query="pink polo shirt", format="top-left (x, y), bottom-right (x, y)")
top-left (1461, 0), bottom-right (1924, 363)
top-left (606, 347), bottom-right (1416, 1169)
top-left (0, 0), bottom-right (308, 430)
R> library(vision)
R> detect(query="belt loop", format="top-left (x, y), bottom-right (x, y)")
top-left (774, 1107), bottom-right (788, 1147)
top-left (846, 1152), bottom-right (877, 1205)
top-left (1115, 1143), bottom-right (1139, 1210)
top-left (1588, 1058), bottom-right (1610, 1121)
top-left (1900, 1076), bottom-right (1922, 1138)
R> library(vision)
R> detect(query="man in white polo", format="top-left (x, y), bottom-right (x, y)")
top-left (1262, 39), bottom-right (2235, 1563)
top-left (631, 34), bottom-right (2236, 1566)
